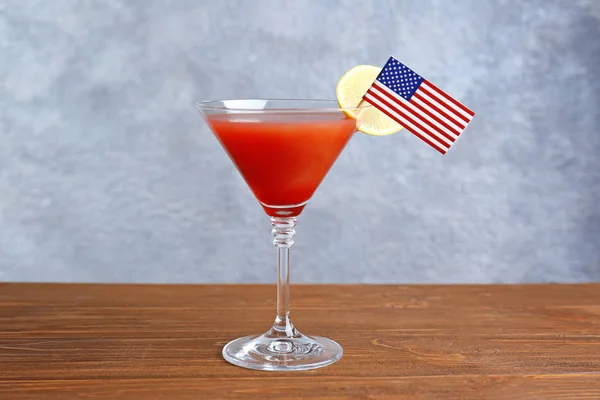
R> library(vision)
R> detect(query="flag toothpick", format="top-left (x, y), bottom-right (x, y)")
top-left (362, 57), bottom-right (475, 154)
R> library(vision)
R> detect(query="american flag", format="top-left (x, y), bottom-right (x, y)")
top-left (363, 57), bottom-right (475, 154)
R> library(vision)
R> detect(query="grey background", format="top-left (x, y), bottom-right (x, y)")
top-left (1, 0), bottom-right (599, 283)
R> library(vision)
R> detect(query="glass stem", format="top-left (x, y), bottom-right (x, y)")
top-left (270, 216), bottom-right (297, 338)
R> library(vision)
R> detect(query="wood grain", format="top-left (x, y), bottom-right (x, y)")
top-left (1, 283), bottom-right (599, 399)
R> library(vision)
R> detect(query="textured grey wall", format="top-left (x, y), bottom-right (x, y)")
top-left (1, 0), bottom-right (599, 283)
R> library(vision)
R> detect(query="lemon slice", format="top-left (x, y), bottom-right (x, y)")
top-left (336, 65), bottom-right (402, 136)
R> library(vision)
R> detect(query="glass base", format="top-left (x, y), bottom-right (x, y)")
top-left (260, 201), bottom-right (308, 217)
top-left (222, 330), bottom-right (343, 371)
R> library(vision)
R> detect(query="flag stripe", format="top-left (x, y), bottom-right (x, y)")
top-left (410, 95), bottom-right (464, 133)
top-left (412, 91), bottom-right (466, 130)
top-left (422, 80), bottom-right (475, 118)
top-left (372, 82), bottom-right (459, 141)
top-left (364, 93), bottom-right (448, 154)
top-left (407, 96), bottom-right (461, 137)
top-left (419, 86), bottom-right (471, 125)
top-left (364, 92), bottom-right (448, 154)
top-left (416, 89), bottom-right (467, 129)
top-left (367, 88), bottom-right (453, 146)
top-left (370, 85), bottom-right (455, 144)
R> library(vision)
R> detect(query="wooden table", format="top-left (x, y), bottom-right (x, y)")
top-left (1, 284), bottom-right (600, 399)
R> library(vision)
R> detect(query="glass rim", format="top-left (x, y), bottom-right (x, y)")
top-left (195, 98), bottom-right (368, 113)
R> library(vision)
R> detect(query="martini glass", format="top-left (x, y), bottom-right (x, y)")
top-left (196, 99), bottom-right (362, 371)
